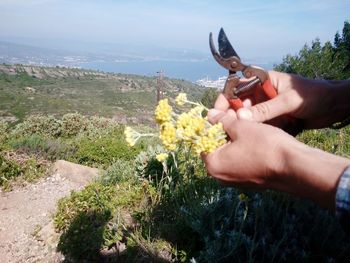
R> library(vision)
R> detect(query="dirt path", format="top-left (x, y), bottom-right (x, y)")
top-left (0, 160), bottom-right (99, 263)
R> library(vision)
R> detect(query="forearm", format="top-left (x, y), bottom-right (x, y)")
top-left (327, 79), bottom-right (350, 124)
top-left (274, 139), bottom-right (350, 210)
top-left (269, 72), bottom-right (350, 129)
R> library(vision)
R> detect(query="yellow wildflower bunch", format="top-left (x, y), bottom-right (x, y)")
top-left (124, 93), bottom-right (227, 158)
top-left (155, 98), bottom-right (172, 124)
top-left (175, 92), bottom-right (187, 106)
top-left (177, 111), bottom-right (206, 142)
top-left (124, 126), bottom-right (139, 147)
top-left (124, 126), bottom-right (156, 146)
top-left (159, 122), bottom-right (177, 151)
top-left (193, 123), bottom-right (226, 155)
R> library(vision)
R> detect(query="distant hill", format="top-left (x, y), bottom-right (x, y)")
top-left (0, 64), bottom-right (206, 124)
top-left (0, 41), bottom-right (83, 67)
top-left (0, 40), bottom-right (228, 82)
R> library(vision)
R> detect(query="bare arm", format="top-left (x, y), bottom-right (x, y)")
top-left (203, 110), bottom-right (350, 210)
top-left (234, 71), bottom-right (350, 132)
top-left (204, 73), bottom-right (350, 210)
top-left (274, 135), bottom-right (350, 210)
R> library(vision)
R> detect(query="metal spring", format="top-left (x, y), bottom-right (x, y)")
top-left (235, 77), bottom-right (261, 96)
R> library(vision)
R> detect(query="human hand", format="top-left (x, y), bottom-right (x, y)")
top-left (202, 108), bottom-right (350, 209)
top-left (202, 109), bottom-right (295, 189)
top-left (215, 71), bottom-right (350, 134)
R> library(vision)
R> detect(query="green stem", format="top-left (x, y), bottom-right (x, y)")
top-left (185, 100), bottom-right (209, 111)
top-left (140, 133), bottom-right (157, 137)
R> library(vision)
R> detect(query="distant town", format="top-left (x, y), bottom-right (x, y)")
top-left (195, 76), bottom-right (226, 90)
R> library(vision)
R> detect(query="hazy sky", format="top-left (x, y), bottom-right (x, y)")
top-left (1, 0), bottom-right (350, 62)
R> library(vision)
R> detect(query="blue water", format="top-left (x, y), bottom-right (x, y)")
top-left (81, 59), bottom-right (275, 83)
top-left (82, 60), bottom-right (228, 82)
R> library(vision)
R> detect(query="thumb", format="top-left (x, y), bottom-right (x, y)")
top-left (237, 95), bottom-right (290, 123)
top-left (217, 109), bottom-right (239, 140)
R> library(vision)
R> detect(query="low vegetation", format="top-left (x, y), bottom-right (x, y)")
top-left (1, 103), bottom-right (350, 262)
top-left (0, 64), bottom-right (204, 123)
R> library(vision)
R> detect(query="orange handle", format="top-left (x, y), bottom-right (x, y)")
top-left (228, 98), bottom-right (243, 111)
top-left (228, 79), bottom-right (277, 111)
top-left (262, 78), bottom-right (277, 99)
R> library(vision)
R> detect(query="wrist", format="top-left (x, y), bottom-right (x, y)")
top-left (271, 138), bottom-right (350, 210)
top-left (326, 80), bottom-right (350, 125)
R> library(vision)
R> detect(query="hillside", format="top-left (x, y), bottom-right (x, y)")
top-left (0, 64), bottom-right (206, 124)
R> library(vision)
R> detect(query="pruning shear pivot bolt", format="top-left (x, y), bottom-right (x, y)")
top-left (209, 28), bottom-right (277, 110)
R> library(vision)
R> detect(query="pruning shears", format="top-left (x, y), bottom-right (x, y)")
top-left (209, 28), bottom-right (277, 110)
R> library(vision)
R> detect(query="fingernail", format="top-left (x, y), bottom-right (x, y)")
top-left (237, 108), bottom-right (252, 120)
top-left (208, 109), bottom-right (221, 119)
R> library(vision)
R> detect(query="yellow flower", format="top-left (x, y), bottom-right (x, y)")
top-left (155, 99), bottom-right (172, 124)
top-left (183, 116), bottom-right (206, 140)
top-left (193, 123), bottom-right (226, 154)
top-left (189, 105), bottom-right (205, 117)
top-left (127, 93), bottom-right (226, 155)
top-left (176, 112), bottom-right (191, 139)
top-left (177, 112), bottom-right (191, 129)
top-left (156, 153), bottom-right (169, 162)
top-left (207, 123), bottom-right (225, 139)
top-left (124, 126), bottom-right (139, 147)
top-left (194, 136), bottom-right (215, 154)
top-left (159, 122), bottom-right (177, 151)
top-left (176, 110), bottom-right (206, 141)
top-left (175, 93), bottom-right (187, 106)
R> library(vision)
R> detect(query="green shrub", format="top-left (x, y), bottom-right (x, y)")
top-left (134, 144), bottom-right (208, 197)
top-left (132, 146), bottom-right (213, 259)
top-left (125, 233), bottom-right (175, 262)
top-left (0, 153), bottom-right (48, 190)
top-left (82, 119), bottom-right (121, 140)
top-left (99, 159), bottom-right (135, 185)
top-left (54, 183), bottom-right (119, 261)
top-left (0, 120), bottom-right (9, 135)
top-left (0, 154), bottom-right (22, 188)
top-left (129, 141), bottom-right (350, 262)
top-left (183, 189), bottom-right (350, 262)
top-left (21, 158), bottom-right (48, 182)
top-left (54, 182), bottom-right (147, 261)
top-left (72, 129), bottom-right (142, 167)
top-left (7, 115), bottom-right (134, 164)
top-left (8, 134), bottom-right (74, 161)
top-left (298, 127), bottom-right (350, 156)
top-left (88, 116), bottom-right (115, 130)
top-left (9, 134), bottom-right (47, 152)
top-left (10, 114), bottom-right (122, 139)
top-left (11, 115), bottom-right (62, 138)
top-left (135, 145), bottom-right (165, 182)
top-left (0, 121), bottom-right (9, 149)
top-left (61, 113), bottom-right (88, 137)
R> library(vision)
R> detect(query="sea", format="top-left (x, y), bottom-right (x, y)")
top-left (82, 59), bottom-right (227, 82)
top-left (82, 59), bottom-right (276, 83)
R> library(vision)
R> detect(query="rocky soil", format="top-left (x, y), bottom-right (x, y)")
top-left (0, 160), bottom-right (99, 263)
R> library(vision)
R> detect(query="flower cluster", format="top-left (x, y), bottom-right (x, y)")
top-left (155, 98), bottom-right (172, 124)
top-left (124, 127), bottom-right (155, 147)
top-left (125, 93), bottom-right (227, 160)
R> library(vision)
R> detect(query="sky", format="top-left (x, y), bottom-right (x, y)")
top-left (0, 0), bottom-right (350, 64)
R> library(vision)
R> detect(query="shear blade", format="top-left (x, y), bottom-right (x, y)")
top-left (218, 28), bottom-right (240, 60)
